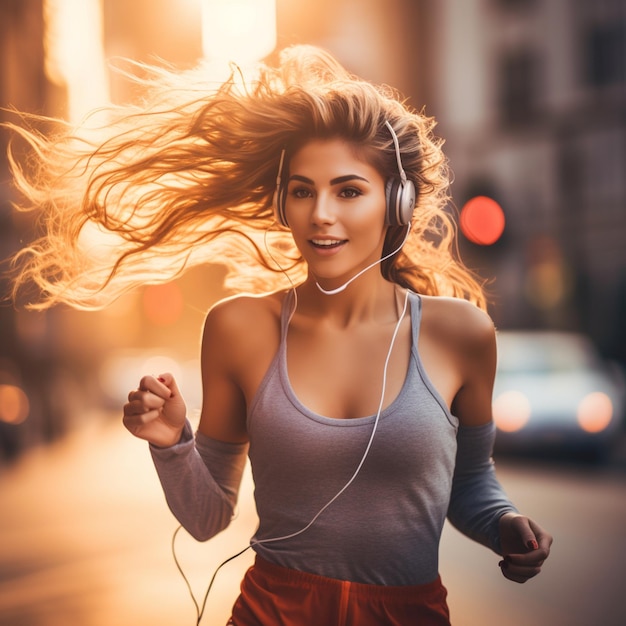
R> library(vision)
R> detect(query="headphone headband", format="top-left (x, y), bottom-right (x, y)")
top-left (383, 121), bottom-right (416, 226)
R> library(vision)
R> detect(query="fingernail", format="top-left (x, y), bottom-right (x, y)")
top-left (499, 560), bottom-right (508, 570)
top-left (527, 539), bottom-right (539, 551)
top-left (157, 376), bottom-right (166, 383)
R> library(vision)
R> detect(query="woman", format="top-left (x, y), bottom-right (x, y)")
top-left (7, 46), bottom-right (551, 625)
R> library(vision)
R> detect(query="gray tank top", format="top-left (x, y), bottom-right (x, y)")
top-left (246, 290), bottom-right (459, 585)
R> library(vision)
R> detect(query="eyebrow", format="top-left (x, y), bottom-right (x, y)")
top-left (288, 174), bottom-right (370, 185)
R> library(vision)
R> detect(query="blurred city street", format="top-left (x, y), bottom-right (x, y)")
top-left (1, 412), bottom-right (625, 626)
top-left (1, 1), bottom-right (626, 626)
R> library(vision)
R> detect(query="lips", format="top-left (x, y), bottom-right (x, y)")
top-left (310, 238), bottom-right (347, 249)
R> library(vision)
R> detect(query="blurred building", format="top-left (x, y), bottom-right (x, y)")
top-left (1, 0), bottom-right (60, 458)
top-left (1, 0), bottom-right (625, 457)
top-left (426, 0), bottom-right (626, 364)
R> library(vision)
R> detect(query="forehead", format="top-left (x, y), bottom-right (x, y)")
top-left (288, 138), bottom-right (382, 178)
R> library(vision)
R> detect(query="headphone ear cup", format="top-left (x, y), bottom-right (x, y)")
top-left (273, 184), bottom-right (289, 227)
top-left (385, 178), bottom-right (416, 226)
top-left (399, 179), bottom-right (416, 225)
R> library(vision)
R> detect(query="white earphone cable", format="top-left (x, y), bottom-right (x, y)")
top-left (173, 286), bottom-right (410, 624)
top-left (315, 222), bottom-right (411, 295)
top-left (173, 119), bottom-right (412, 622)
top-left (250, 287), bottom-right (409, 545)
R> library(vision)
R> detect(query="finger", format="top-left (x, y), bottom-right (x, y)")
top-left (531, 522), bottom-right (554, 554)
top-left (500, 564), bottom-right (541, 584)
top-left (505, 551), bottom-right (547, 569)
top-left (124, 392), bottom-right (166, 416)
top-left (122, 408), bottom-right (161, 433)
top-left (509, 515), bottom-right (540, 552)
top-left (155, 372), bottom-right (182, 398)
top-left (127, 388), bottom-right (151, 403)
top-left (138, 374), bottom-right (173, 400)
top-left (499, 558), bottom-right (543, 583)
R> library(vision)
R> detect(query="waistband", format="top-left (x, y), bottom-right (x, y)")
top-left (251, 555), bottom-right (445, 600)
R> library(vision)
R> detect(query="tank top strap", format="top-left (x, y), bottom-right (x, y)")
top-left (407, 290), bottom-right (423, 345)
top-left (279, 289), bottom-right (297, 341)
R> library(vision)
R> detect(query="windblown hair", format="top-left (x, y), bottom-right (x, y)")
top-left (4, 45), bottom-right (486, 309)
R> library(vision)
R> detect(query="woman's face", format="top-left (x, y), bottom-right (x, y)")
top-left (284, 138), bottom-right (388, 286)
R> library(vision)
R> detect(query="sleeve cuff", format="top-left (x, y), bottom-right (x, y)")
top-left (149, 419), bottom-right (194, 458)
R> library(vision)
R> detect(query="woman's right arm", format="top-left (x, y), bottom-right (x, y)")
top-left (123, 302), bottom-right (250, 541)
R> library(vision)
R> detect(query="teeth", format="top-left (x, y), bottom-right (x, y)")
top-left (312, 239), bottom-right (343, 246)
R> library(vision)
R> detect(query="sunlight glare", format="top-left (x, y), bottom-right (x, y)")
top-left (201, 0), bottom-right (276, 64)
top-left (44, 0), bottom-right (109, 123)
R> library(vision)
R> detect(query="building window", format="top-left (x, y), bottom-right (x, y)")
top-left (498, 48), bottom-right (541, 126)
top-left (586, 20), bottom-right (626, 87)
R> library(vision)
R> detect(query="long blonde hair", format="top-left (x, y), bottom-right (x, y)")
top-left (4, 45), bottom-right (486, 309)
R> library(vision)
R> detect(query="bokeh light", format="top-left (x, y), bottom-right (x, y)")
top-left (142, 283), bottom-right (184, 327)
top-left (460, 195), bottom-right (505, 245)
top-left (577, 392), bottom-right (613, 434)
top-left (0, 384), bottom-right (30, 425)
top-left (523, 236), bottom-right (573, 312)
top-left (492, 390), bottom-right (531, 432)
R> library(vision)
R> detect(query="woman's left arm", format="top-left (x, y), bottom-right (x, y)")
top-left (447, 302), bottom-right (553, 583)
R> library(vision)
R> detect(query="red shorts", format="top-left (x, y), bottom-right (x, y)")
top-left (227, 556), bottom-right (451, 626)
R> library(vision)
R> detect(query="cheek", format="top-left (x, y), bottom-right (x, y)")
top-left (284, 211), bottom-right (309, 239)
top-left (352, 197), bottom-right (387, 232)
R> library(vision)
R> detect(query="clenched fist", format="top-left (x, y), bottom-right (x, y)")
top-left (123, 372), bottom-right (188, 447)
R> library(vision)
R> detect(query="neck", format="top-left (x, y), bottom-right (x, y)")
top-left (297, 277), bottom-right (401, 326)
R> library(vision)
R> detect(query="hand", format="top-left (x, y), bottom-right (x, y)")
top-left (498, 512), bottom-right (553, 584)
top-left (123, 372), bottom-right (187, 447)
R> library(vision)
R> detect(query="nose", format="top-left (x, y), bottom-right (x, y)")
top-left (311, 192), bottom-right (336, 225)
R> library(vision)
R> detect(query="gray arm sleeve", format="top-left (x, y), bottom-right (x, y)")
top-left (149, 420), bottom-right (249, 541)
top-left (447, 421), bottom-right (518, 555)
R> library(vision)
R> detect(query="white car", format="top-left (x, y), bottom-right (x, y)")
top-left (492, 331), bottom-right (626, 460)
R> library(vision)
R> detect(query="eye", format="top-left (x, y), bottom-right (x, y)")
top-left (339, 187), bottom-right (363, 199)
top-left (290, 186), bottom-right (313, 199)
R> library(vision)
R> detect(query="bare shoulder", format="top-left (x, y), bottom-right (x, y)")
top-left (420, 295), bottom-right (498, 426)
top-left (420, 295), bottom-right (496, 352)
top-left (206, 291), bottom-right (283, 329)
top-left (201, 291), bottom-right (285, 376)
top-left (196, 292), bottom-right (287, 442)
top-left (204, 291), bottom-right (284, 342)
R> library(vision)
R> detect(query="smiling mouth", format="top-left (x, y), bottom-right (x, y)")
top-left (310, 239), bottom-right (347, 249)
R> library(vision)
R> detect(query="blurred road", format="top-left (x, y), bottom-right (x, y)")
top-left (1, 414), bottom-right (625, 626)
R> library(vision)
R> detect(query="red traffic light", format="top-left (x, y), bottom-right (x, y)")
top-left (460, 195), bottom-right (505, 245)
